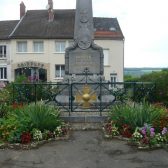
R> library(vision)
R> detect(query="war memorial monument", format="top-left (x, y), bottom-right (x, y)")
top-left (54, 0), bottom-right (115, 114)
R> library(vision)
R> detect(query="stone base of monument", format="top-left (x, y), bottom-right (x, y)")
top-left (60, 111), bottom-right (108, 130)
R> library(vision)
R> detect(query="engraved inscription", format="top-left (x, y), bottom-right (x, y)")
top-left (69, 49), bottom-right (101, 74)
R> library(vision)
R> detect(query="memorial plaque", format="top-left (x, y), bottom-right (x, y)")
top-left (68, 48), bottom-right (101, 74)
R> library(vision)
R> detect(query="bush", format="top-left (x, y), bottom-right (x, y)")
top-left (125, 69), bottom-right (168, 106)
top-left (0, 85), bottom-right (12, 104)
top-left (12, 103), bottom-right (62, 132)
top-left (0, 103), bottom-right (11, 118)
top-left (0, 117), bottom-right (19, 141)
top-left (0, 103), bottom-right (63, 143)
top-left (108, 102), bottom-right (167, 132)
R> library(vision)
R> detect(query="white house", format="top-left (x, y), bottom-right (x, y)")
top-left (0, 0), bottom-right (124, 83)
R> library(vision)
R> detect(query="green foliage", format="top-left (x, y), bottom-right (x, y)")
top-left (0, 103), bottom-right (11, 118)
top-left (42, 130), bottom-right (52, 140)
top-left (108, 102), bottom-right (167, 131)
top-left (0, 85), bottom-right (12, 104)
top-left (125, 69), bottom-right (168, 106)
top-left (140, 70), bottom-right (168, 105)
top-left (13, 76), bottom-right (59, 103)
top-left (15, 75), bottom-right (28, 83)
top-left (0, 75), bottom-right (29, 105)
top-left (0, 117), bottom-right (19, 141)
top-left (0, 108), bottom-right (31, 143)
top-left (124, 75), bottom-right (139, 82)
top-left (0, 103), bottom-right (63, 143)
top-left (11, 103), bottom-right (62, 132)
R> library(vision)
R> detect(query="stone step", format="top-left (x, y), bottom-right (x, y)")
top-left (60, 111), bottom-right (108, 117)
top-left (61, 115), bottom-right (108, 123)
top-left (60, 111), bottom-right (108, 130)
top-left (61, 115), bottom-right (107, 130)
top-left (70, 122), bottom-right (103, 130)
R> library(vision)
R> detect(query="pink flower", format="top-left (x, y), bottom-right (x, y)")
top-left (162, 127), bottom-right (167, 135)
top-left (150, 131), bottom-right (155, 137)
top-left (141, 129), bottom-right (146, 135)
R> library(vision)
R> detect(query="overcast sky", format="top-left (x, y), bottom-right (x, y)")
top-left (0, 0), bottom-right (168, 68)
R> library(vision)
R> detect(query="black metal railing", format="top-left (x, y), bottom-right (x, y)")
top-left (11, 82), bottom-right (155, 114)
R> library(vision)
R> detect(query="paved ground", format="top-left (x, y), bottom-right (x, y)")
top-left (0, 130), bottom-right (168, 168)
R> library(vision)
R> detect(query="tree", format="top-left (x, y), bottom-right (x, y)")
top-left (125, 70), bottom-right (168, 106)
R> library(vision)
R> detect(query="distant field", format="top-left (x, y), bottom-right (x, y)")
top-left (124, 68), bottom-right (165, 77)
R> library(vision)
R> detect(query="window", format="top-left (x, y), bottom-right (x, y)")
top-left (33, 41), bottom-right (44, 52)
top-left (55, 65), bottom-right (65, 78)
top-left (55, 41), bottom-right (66, 53)
top-left (0, 46), bottom-right (6, 58)
top-left (103, 49), bottom-right (109, 66)
top-left (110, 73), bottom-right (117, 88)
top-left (17, 41), bottom-right (27, 52)
top-left (0, 67), bottom-right (7, 80)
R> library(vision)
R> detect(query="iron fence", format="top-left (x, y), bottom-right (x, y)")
top-left (12, 82), bottom-right (155, 114)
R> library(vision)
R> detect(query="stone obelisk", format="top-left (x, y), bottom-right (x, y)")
top-left (65, 0), bottom-right (104, 82)
top-left (74, 0), bottom-right (94, 50)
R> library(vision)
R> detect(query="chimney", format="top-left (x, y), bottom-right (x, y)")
top-left (48, 0), bottom-right (54, 22)
top-left (20, 1), bottom-right (26, 19)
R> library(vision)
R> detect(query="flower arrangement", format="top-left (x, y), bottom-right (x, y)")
top-left (121, 124), bottom-right (132, 138)
top-left (54, 125), bottom-right (68, 137)
top-left (21, 132), bottom-right (31, 144)
top-left (131, 124), bottom-right (168, 148)
top-left (31, 128), bottom-right (43, 141)
top-left (132, 128), bottom-right (143, 142)
top-left (161, 127), bottom-right (168, 143)
top-left (43, 130), bottom-right (54, 140)
top-left (103, 121), bottom-right (119, 137)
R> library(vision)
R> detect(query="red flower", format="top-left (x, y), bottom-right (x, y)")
top-left (121, 124), bottom-right (132, 138)
top-left (21, 132), bottom-right (31, 144)
top-left (12, 102), bottom-right (23, 109)
top-left (141, 136), bottom-right (149, 144)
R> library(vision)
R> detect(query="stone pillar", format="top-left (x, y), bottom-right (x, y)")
top-left (74, 0), bottom-right (94, 50)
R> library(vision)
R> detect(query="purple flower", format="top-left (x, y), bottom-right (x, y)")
top-left (162, 127), bottom-right (167, 135)
top-left (150, 127), bottom-right (155, 132)
top-left (141, 128), bottom-right (146, 135)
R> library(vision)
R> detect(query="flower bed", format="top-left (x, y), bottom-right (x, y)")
top-left (103, 122), bottom-right (168, 150)
top-left (0, 125), bottom-right (70, 150)
top-left (130, 124), bottom-right (168, 150)
top-left (104, 102), bottom-right (168, 150)
top-left (0, 103), bottom-right (70, 150)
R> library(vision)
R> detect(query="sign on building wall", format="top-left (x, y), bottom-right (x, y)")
top-left (17, 61), bottom-right (44, 69)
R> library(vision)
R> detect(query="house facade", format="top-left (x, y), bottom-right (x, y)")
top-left (0, 1), bottom-right (124, 84)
